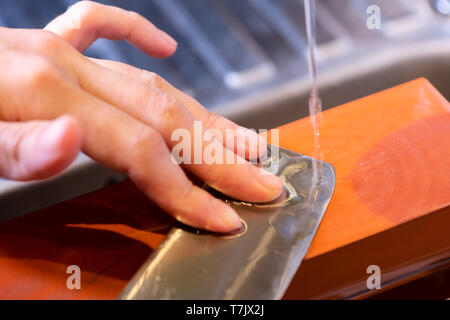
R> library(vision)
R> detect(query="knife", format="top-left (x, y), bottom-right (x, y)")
top-left (119, 145), bottom-right (335, 299)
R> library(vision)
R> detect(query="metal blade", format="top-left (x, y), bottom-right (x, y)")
top-left (119, 146), bottom-right (335, 299)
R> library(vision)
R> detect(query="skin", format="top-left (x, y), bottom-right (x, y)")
top-left (0, 1), bottom-right (283, 233)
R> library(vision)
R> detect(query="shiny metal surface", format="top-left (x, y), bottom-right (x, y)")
top-left (119, 146), bottom-right (335, 300)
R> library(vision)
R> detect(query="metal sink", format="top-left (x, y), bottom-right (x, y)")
top-left (221, 41), bottom-right (450, 129)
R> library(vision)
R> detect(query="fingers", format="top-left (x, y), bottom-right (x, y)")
top-left (0, 34), bottom-right (240, 232)
top-left (89, 58), bottom-right (267, 159)
top-left (76, 60), bottom-right (283, 203)
top-left (0, 116), bottom-right (81, 181)
top-left (44, 0), bottom-right (177, 57)
top-left (70, 89), bottom-right (242, 232)
top-left (26, 78), bottom-right (241, 232)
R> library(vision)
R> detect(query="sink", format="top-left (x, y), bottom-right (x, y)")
top-left (222, 44), bottom-right (450, 129)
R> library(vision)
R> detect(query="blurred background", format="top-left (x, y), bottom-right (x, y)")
top-left (1, 0), bottom-right (448, 122)
top-left (0, 0), bottom-right (449, 220)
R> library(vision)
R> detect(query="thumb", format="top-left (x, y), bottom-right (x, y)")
top-left (0, 116), bottom-right (82, 181)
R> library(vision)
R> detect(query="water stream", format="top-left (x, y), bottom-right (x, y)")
top-left (304, 0), bottom-right (324, 189)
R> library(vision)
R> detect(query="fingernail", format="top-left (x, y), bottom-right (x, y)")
top-left (209, 203), bottom-right (242, 232)
top-left (159, 29), bottom-right (177, 48)
top-left (257, 168), bottom-right (283, 192)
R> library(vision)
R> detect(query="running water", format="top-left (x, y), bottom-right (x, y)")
top-left (304, 0), bottom-right (323, 187)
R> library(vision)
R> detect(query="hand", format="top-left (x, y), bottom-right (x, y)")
top-left (0, 1), bottom-right (283, 232)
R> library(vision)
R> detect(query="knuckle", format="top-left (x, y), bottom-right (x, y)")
top-left (127, 10), bottom-right (142, 24)
top-left (205, 112), bottom-right (222, 129)
top-left (124, 10), bottom-right (144, 40)
top-left (147, 90), bottom-right (186, 121)
top-left (130, 126), bottom-right (165, 155)
top-left (31, 30), bottom-right (65, 55)
top-left (65, 1), bottom-right (105, 31)
top-left (172, 183), bottom-right (196, 214)
top-left (24, 57), bottom-right (59, 89)
top-left (69, 0), bottom-right (98, 18)
top-left (141, 71), bottom-right (166, 89)
top-left (127, 126), bottom-right (168, 180)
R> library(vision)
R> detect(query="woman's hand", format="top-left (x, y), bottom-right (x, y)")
top-left (0, 1), bottom-right (282, 232)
